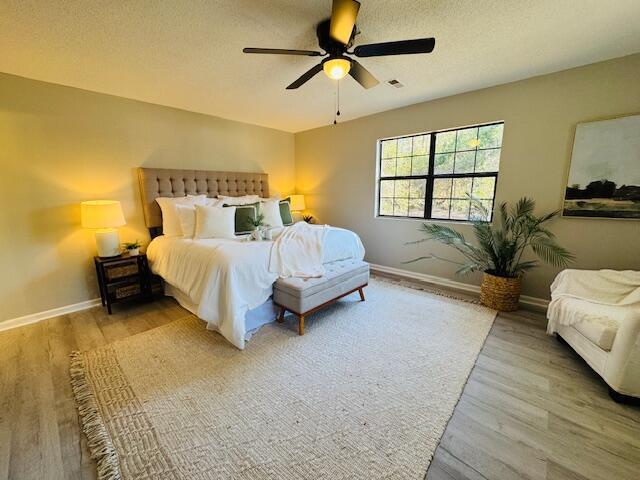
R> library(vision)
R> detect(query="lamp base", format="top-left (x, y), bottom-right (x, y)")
top-left (95, 229), bottom-right (121, 257)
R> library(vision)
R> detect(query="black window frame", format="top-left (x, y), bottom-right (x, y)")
top-left (376, 121), bottom-right (503, 222)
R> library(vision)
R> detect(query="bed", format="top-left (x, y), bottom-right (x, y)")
top-left (138, 168), bottom-right (365, 349)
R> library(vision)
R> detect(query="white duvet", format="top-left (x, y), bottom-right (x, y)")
top-left (147, 225), bottom-right (365, 349)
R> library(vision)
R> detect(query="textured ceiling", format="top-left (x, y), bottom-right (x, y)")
top-left (2, 1), bottom-right (639, 132)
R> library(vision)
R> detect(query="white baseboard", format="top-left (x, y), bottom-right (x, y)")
top-left (0, 298), bottom-right (102, 333)
top-left (0, 264), bottom-right (549, 333)
top-left (369, 263), bottom-right (549, 312)
top-left (518, 293), bottom-right (551, 311)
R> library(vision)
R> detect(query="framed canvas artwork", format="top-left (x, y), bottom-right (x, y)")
top-left (563, 113), bottom-right (640, 219)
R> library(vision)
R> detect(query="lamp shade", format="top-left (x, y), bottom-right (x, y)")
top-left (81, 200), bottom-right (126, 229)
top-left (288, 195), bottom-right (306, 212)
top-left (323, 58), bottom-right (351, 80)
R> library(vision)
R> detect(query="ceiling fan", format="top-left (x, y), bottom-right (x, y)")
top-left (243, 0), bottom-right (435, 90)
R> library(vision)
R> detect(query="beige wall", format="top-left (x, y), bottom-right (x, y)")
top-left (0, 73), bottom-right (295, 323)
top-left (2, 53), bottom-right (639, 323)
top-left (295, 54), bottom-right (640, 300)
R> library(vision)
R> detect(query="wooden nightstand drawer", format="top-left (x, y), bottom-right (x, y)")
top-left (108, 282), bottom-right (142, 300)
top-left (104, 261), bottom-right (139, 281)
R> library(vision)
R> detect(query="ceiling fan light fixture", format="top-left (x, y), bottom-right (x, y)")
top-left (323, 57), bottom-right (351, 80)
top-left (242, 0), bottom-right (435, 91)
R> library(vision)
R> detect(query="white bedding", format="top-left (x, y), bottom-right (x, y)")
top-left (146, 225), bottom-right (365, 349)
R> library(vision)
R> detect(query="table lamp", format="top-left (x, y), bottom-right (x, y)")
top-left (81, 200), bottom-right (126, 257)
top-left (289, 194), bottom-right (306, 213)
top-left (288, 195), bottom-right (306, 222)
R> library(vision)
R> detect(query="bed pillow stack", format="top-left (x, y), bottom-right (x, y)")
top-left (156, 194), bottom-right (296, 239)
top-left (221, 198), bottom-right (293, 235)
top-left (174, 199), bottom-right (220, 237)
top-left (166, 198), bottom-right (221, 237)
top-left (155, 195), bottom-right (210, 237)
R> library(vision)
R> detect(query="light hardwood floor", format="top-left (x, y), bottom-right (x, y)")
top-left (0, 279), bottom-right (638, 480)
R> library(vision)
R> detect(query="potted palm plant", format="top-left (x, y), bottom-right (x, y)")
top-left (408, 198), bottom-right (574, 311)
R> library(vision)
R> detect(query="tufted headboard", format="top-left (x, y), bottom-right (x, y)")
top-left (137, 167), bottom-right (269, 235)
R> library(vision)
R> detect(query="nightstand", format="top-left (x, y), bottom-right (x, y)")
top-left (93, 254), bottom-right (162, 314)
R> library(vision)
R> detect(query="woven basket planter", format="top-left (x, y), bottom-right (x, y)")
top-left (479, 272), bottom-right (522, 311)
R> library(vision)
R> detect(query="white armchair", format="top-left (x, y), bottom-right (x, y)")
top-left (547, 269), bottom-right (640, 402)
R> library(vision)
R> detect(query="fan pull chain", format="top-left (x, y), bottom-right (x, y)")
top-left (334, 80), bottom-right (341, 125)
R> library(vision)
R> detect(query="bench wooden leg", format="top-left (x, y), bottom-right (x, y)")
top-left (358, 287), bottom-right (365, 302)
top-left (276, 306), bottom-right (286, 323)
top-left (298, 315), bottom-right (305, 336)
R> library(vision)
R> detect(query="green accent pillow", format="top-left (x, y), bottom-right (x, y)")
top-left (279, 199), bottom-right (294, 226)
top-left (223, 202), bottom-right (259, 235)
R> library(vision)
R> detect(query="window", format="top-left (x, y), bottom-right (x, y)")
top-left (377, 122), bottom-right (503, 222)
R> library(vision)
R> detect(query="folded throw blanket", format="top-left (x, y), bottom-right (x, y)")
top-left (546, 269), bottom-right (640, 334)
top-left (269, 222), bottom-right (328, 278)
top-left (550, 269), bottom-right (640, 306)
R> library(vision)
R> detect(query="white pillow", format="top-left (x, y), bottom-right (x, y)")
top-left (217, 194), bottom-right (260, 206)
top-left (174, 197), bottom-right (222, 238)
top-left (175, 204), bottom-right (197, 238)
top-left (260, 199), bottom-right (284, 228)
top-left (156, 195), bottom-right (207, 237)
top-left (194, 205), bottom-right (236, 239)
top-left (204, 197), bottom-right (223, 207)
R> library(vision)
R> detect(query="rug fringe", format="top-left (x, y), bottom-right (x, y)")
top-left (69, 351), bottom-right (122, 480)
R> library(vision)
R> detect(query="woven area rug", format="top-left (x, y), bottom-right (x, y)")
top-left (71, 278), bottom-right (496, 480)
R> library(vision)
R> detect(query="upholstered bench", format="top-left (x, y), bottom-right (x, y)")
top-left (273, 259), bottom-right (370, 335)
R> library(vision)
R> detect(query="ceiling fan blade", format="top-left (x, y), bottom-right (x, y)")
top-left (330, 0), bottom-right (360, 45)
top-left (286, 63), bottom-right (324, 89)
top-left (243, 47), bottom-right (322, 57)
top-left (354, 38), bottom-right (435, 57)
top-left (349, 59), bottom-right (379, 89)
